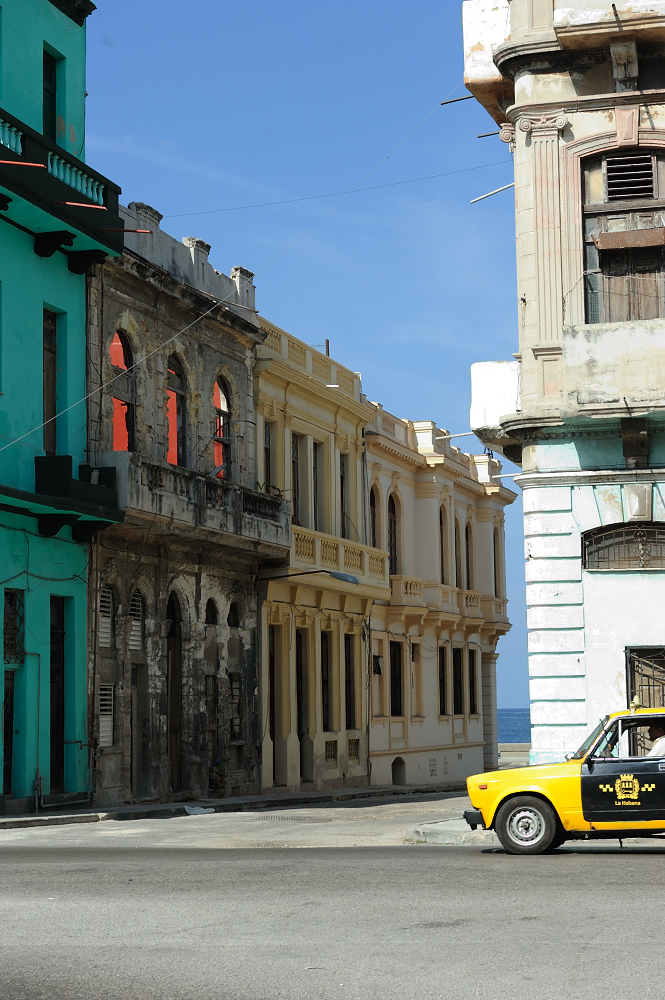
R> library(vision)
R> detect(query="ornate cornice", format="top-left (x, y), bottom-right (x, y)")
top-left (48, 0), bottom-right (96, 25)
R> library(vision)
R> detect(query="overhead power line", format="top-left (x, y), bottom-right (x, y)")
top-left (164, 160), bottom-right (513, 219)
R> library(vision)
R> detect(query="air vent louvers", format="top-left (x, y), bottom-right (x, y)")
top-left (607, 153), bottom-right (655, 201)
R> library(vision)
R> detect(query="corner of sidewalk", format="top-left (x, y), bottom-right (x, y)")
top-left (0, 781), bottom-right (468, 832)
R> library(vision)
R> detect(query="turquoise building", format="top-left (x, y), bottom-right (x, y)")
top-left (0, 0), bottom-right (123, 811)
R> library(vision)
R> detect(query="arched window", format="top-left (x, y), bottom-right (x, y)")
top-left (493, 528), bottom-right (500, 597)
top-left (369, 487), bottom-right (377, 548)
top-left (128, 591), bottom-right (144, 652)
top-left (439, 508), bottom-right (447, 585)
top-left (387, 494), bottom-right (398, 576)
top-left (583, 522), bottom-right (665, 570)
top-left (98, 586), bottom-right (113, 649)
top-left (454, 519), bottom-right (463, 589)
top-left (205, 599), bottom-right (218, 625)
top-left (166, 355), bottom-right (186, 467)
top-left (110, 331), bottom-right (134, 452)
top-left (227, 602), bottom-right (240, 628)
top-left (213, 378), bottom-right (231, 479)
top-left (465, 523), bottom-right (474, 591)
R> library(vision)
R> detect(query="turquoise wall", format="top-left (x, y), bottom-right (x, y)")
top-left (0, 514), bottom-right (89, 797)
top-left (0, 0), bottom-right (87, 158)
top-left (0, 222), bottom-right (86, 492)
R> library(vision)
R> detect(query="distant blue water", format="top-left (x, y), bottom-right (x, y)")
top-left (498, 708), bottom-right (531, 743)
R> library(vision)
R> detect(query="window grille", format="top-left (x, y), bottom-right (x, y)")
top-left (128, 591), bottom-right (144, 651)
top-left (606, 153), bottom-right (655, 201)
top-left (325, 739), bottom-right (337, 765)
top-left (99, 684), bottom-right (114, 747)
top-left (228, 672), bottom-right (242, 740)
top-left (98, 586), bottom-right (113, 649)
top-left (627, 648), bottom-right (665, 712)
top-left (583, 523), bottom-right (665, 570)
top-left (3, 590), bottom-right (25, 664)
top-left (348, 738), bottom-right (359, 762)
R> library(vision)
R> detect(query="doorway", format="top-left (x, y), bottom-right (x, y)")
top-left (50, 597), bottom-right (65, 793)
top-left (166, 593), bottom-right (182, 793)
top-left (392, 756), bottom-right (406, 786)
top-left (130, 663), bottom-right (149, 798)
top-left (3, 672), bottom-right (14, 795)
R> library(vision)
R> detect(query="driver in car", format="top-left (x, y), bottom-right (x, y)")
top-left (647, 722), bottom-right (665, 756)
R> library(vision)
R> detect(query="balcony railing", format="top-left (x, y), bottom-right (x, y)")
top-left (0, 102), bottom-right (123, 255)
top-left (389, 575), bottom-right (426, 607)
top-left (104, 452), bottom-right (290, 552)
top-left (291, 526), bottom-right (390, 591)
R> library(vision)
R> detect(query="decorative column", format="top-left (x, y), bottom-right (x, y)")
top-left (518, 111), bottom-right (567, 346)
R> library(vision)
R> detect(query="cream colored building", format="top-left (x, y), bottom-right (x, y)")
top-left (254, 320), bottom-right (391, 791)
top-left (365, 407), bottom-right (516, 785)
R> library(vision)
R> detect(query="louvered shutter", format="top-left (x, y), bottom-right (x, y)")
top-left (99, 587), bottom-right (113, 649)
top-left (99, 684), bottom-right (114, 747)
top-left (128, 591), bottom-right (144, 651)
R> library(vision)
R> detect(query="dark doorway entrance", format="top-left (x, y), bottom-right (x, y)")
top-left (50, 597), bottom-right (66, 792)
top-left (296, 629), bottom-right (311, 780)
top-left (268, 624), bottom-right (276, 784)
top-left (131, 664), bottom-right (149, 798)
top-left (3, 672), bottom-right (14, 795)
top-left (166, 593), bottom-right (182, 793)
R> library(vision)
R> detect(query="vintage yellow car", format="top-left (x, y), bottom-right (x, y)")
top-left (463, 707), bottom-right (665, 854)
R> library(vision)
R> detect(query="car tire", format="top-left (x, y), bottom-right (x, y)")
top-left (495, 795), bottom-right (558, 855)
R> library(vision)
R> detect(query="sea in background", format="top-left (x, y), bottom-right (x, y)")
top-left (498, 708), bottom-right (531, 744)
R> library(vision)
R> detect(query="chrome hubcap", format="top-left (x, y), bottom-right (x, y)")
top-left (507, 807), bottom-right (545, 846)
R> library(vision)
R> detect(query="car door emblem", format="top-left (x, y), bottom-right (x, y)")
top-left (598, 774), bottom-right (656, 807)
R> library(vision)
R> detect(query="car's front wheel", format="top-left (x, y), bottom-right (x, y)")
top-left (495, 795), bottom-right (558, 855)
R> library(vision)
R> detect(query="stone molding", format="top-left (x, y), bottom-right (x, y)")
top-left (518, 111), bottom-right (567, 134)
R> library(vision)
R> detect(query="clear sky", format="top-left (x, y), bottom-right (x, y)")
top-left (85, 1), bottom-right (527, 707)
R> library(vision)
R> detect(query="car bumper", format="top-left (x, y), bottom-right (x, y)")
top-left (463, 809), bottom-right (485, 831)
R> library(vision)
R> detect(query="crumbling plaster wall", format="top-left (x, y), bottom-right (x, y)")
top-left (86, 255), bottom-right (260, 488)
top-left (93, 530), bottom-right (260, 805)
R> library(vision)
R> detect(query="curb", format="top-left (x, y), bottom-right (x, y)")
top-left (407, 819), bottom-right (500, 847)
top-left (0, 783), bottom-right (467, 832)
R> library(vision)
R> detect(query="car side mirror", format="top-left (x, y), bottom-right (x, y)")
top-left (565, 752), bottom-right (574, 761)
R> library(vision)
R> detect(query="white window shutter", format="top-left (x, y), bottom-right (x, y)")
top-left (99, 684), bottom-right (114, 747)
top-left (99, 587), bottom-right (113, 649)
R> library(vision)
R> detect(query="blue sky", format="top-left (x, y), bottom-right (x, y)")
top-left (85, 1), bottom-right (527, 707)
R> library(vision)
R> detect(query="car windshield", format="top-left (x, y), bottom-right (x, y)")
top-left (569, 716), bottom-right (609, 759)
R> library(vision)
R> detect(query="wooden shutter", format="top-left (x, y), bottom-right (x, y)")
top-left (99, 685), bottom-right (114, 747)
top-left (98, 587), bottom-right (113, 649)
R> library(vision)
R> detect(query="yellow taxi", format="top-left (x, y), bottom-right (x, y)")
top-left (463, 707), bottom-right (665, 854)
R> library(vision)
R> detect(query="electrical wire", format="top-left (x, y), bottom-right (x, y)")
top-left (0, 83), bottom-right (468, 459)
top-left (163, 160), bottom-right (512, 219)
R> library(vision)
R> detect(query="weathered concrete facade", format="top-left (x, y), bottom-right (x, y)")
top-left (464, 0), bottom-right (665, 761)
top-left (365, 409), bottom-right (515, 785)
top-left (86, 207), bottom-right (290, 805)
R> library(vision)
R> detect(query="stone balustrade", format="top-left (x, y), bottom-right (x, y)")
top-left (291, 526), bottom-right (389, 590)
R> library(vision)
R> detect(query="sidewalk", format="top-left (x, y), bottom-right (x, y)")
top-left (0, 781), bottom-right (466, 832)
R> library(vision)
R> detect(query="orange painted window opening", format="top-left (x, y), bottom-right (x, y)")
top-left (167, 356), bottom-right (186, 467)
top-left (110, 331), bottom-right (134, 452)
top-left (213, 379), bottom-right (231, 479)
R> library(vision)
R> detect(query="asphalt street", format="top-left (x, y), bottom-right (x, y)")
top-left (1, 814), bottom-right (664, 1000)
